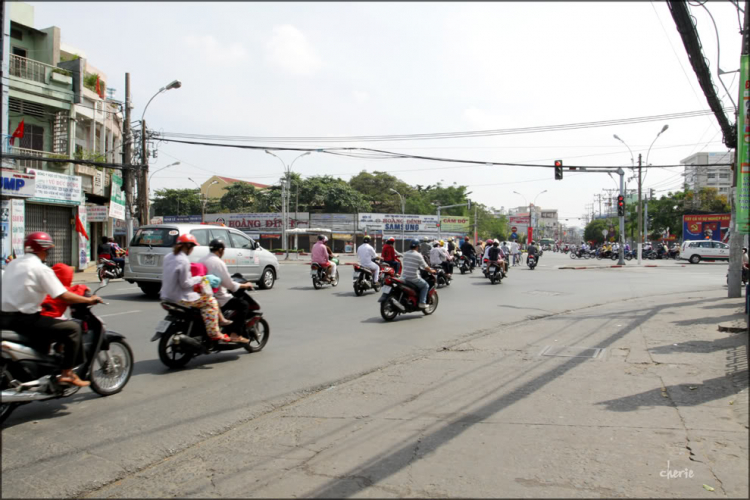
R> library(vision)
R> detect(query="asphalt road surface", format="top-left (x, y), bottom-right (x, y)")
top-left (0, 253), bottom-right (732, 498)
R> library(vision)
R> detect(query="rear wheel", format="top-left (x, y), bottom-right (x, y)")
top-left (423, 292), bottom-right (439, 315)
top-left (138, 282), bottom-right (161, 298)
top-left (490, 275), bottom-right (496, 284)
top-left (689, 255), bottom-right (700, 264)
top-left (312, 277), bottom-right (322, 289)
top-left (380, 298), bottom-right (398, 321)
top-left (0, 366), bottom-right (19, 425)
top-left (158, 330), bottom-right (194, 368)
top-left (570, 253), bottom-right (577, 259)
top-left (89, 340), bottom-right (133, 396)
top-left (244, 318), bottom-right (269, 353)
top-left (354, 282), bottom-right (364, 296)
top-left (258, 267), bottom-right (275, 290)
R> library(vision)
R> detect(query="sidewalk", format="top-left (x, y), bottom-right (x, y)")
top-left (88, 289), bottom-right (748, 498)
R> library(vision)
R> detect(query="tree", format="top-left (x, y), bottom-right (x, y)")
top-left (220, 182), bottom-right (257, 212)
top-left (469, 203), bottom-right (509, 241)
top-left (349, 171), bottom-right (414, 213)
top-left (152, 188), bottom-right (201, 216)
top-left (297, 175), bottom-right (371, 213)
top-left (584, 218), bottom-right (619, 245)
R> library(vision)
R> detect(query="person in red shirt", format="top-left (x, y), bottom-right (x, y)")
top-left (40, 264), bottom-right (90, 319)
top-left (382, 237), bottom-right (402, 275)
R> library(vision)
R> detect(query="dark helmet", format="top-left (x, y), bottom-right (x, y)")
top-left (410, 238), bottom-right (420, 249)
top-left (363, 235), bottom-right (371, 243)
top-left (209, 239), bottom-right (226, 252)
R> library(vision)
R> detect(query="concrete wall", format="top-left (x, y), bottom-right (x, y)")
top-left (9, 2), bottom-right (34, 29)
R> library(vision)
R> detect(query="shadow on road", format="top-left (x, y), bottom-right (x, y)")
top-left (131, 353), bottom-right (243, 377)
top-left (2, 391), bottom-right (100, 429)
top-left (360, 315), bottom-right (424, 324)
top-left (648, 336), bottom-right (743, 355)
top-left (671, 313), bottom-right (746, 327)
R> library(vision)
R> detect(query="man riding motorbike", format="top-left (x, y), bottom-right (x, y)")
top-left (487, 240), bottom-right (504, 276)
top-left (460, 236), bottom-right (477, 268)
top-left (430, 240), bottom-right (453, 277)
top-left (402, 238), bottom-right (437, 309)
top-left (527, 240), bottom-right (540, 265)
top-left (381, 237), bottom-right (401, 275)
top-left (0, 232), bottom-right (103, 387)
top-left (312, 235), bottom-right (336, 280)
top-left (357, 235), bottom-right (380, 284)
top-left (199, 239), bottom-right (254, 344)
top-left (501, 241), bottom-right (510, 274)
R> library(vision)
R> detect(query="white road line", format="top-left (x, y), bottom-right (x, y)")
top-left (100, 310), bottom-right (141, 318)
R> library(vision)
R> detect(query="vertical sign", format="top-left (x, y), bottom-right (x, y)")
top-left (0, 200), bottom-right (10, 262)
top-left (109, 173), bottom-right (126, 221)
top-left (78, 205), bottom-right (88, 269)
top-left (11, 199), bottom-right (24, 257)
top-left (738, 54), bottom-right (749, 234)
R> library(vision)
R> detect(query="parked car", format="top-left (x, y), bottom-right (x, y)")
top-left (679, 240), bottom-right (730, 264)
top-left (124, 223), bottom-right (280, 297)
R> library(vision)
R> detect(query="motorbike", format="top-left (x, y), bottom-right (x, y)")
top-left (378, 270), bottom-right (439, 321)
top-left (528, 254), bottom-right (538, 270)
top-left (436, 266), bottom-right (452, 288)
top-left (486, 260), bottom-right (504, 284)
top-left (97, 257), bottom-right (124, 281)
top-left (1, 279), bottom-right (133, 425)
top-left (726, 267), bottom-right (750, 285)
top-left (458, 254), bottom-right (473, 274)
top-left (353, 259), bottom-right (393, 296)
top-left (152, 274), bottom-right (269, 369)
top-left (311, 257), bottom-right (340, 289)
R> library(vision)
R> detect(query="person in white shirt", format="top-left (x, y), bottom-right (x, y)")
top-left (357, 235), bottom-right (380, 284)
top-left (160, 233), bottom-right (228, 342)
top-left (510, 240), bottom-right (520, 266)
top-left (200, 239), bottom-right (254, 343)
top-left (0, 232), bottom-right (102, 387)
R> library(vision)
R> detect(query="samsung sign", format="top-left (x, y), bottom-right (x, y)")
top-left (1, 169), bottom-right (36, 198)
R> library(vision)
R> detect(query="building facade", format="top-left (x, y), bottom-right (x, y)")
top-left (682, 151), bottom-right (734, 197)
top-left (201, 175), bottom-right (270, 200)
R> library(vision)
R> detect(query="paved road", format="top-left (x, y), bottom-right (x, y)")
top-left (0, 253), bottom-right (733, 497)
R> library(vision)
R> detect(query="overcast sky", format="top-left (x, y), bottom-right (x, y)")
top-left (30, 1), bottom-right (742, 227)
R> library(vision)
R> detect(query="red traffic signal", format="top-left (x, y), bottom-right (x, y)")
top-left (617, 195), bottom-right (625, 216)
top-left (554, 160), bottom-right (563, 180)
top-left (554, 160), bottom-right (562, 167)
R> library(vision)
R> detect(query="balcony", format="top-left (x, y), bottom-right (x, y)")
top-left (6, 146), bottom-right (69, 172)
top-left (9, 54), bottom-right (73, 86)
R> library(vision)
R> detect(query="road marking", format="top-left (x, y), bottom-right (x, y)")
top-left (100, 310), bottom-right (141, 318)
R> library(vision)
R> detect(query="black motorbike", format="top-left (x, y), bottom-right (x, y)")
top-left (528, 254), bottom-right (538, 270)
top-left (153, 275), bottom-right (269, 369)
top-left (97, 257), bottom-right (124, 281)
top-left (378, 270), bottom-right (439, 321)
top-left (436, 267), bottom-right (452, 288)
top-left (486, 261), bottom-right (504, 284)
top-left (458, 254), bottom-right (473, 274)
top-left (353, 259), bottom-right (390, 296)
top-left (311, 258), bottom-right (340, 289)
top-left (1, 279), bottom-right (133, 425)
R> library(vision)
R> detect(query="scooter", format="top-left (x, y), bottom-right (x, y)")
top-left (97, 257), bottom-right (124, 281)
top-left (528, 254), bottom-right (538, 270)
top-left (378, 270), bottom-right (438, 321)
top-left (152, 275), bottom-right (269, 369)
top-left (311, 257), bottom-right (340, 289)
top-left (1, 279), bottom-right (133, 425)
top-left (353, 259), bottom-right (391, 296)
top-left (487, 260), bottom-right (504, 284)
top-left (458, 254), bottom-right (473, 274)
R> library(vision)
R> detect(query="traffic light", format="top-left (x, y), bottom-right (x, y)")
top-left (617, 194), bottom-right (625, 216)
top-left (554, 160), bottom-right (563, 180)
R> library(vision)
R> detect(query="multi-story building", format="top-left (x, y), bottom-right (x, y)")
top-left (1, 2), bottom-right (124, 270)
top-left (682, 151), bottom-right (734, 197)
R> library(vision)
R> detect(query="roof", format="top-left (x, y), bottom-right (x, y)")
top-left (215, 176), bottom-right (270, 189)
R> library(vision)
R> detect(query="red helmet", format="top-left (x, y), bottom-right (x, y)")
top-left (486, 239), bottom-right (493, 244)
top-left (25, 232), bottom-right (55, 253)
top-left (177, 233), bottom-right (199, 246)
top-left (387, 237), bottom-right (396, 243)
top-left (464, 236), bottom-right (469, 240)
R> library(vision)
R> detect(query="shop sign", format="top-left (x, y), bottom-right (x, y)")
top-left (439, 216), bottom-right (470, 232)
top-left (357, 213), bottom-right (439, 232)
top-left (11, 199), bottom-right (24, 256)
top-left (1, 169), bottom-right (36, 198)
top-left (78, 205), bottom-right (89, 268)
top-left (93, 170), bottom-right (104, 196)
top-left (205, 212), bottom-right (309, 230)
top-left (87, 204), bottom-right (108, 222)
top-left (108, 173), bottom-right (125, 220)
top-left (27, 169), bottom-right (81, 205)
top-left (1, 200), bottom-right (10, 262)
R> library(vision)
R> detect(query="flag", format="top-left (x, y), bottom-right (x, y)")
top-left (95, 75), bottom-right (100, 95)
top-left (9, 120), bottom-right (24, 146)
top-left (75, 213), bottom-right (89, 240)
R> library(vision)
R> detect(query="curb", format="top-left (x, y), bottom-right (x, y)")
top-left (557, 264), bottom-right (686, 270)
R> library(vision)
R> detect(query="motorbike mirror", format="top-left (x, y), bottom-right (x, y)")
top-left (92, 278), bottom-right (109, 295)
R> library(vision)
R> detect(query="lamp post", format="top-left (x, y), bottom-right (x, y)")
top-left (613, 134), bottom-right (635, 170)
top-left (514, 190), bottom-right (546, 243)
top-left (140, 79), bottom-right (182, 225)
top-left (188, 177), bottom-right (217, 222)
top-left (265, 150), bottom-right (311, 260)
top-left (643, 125), bottom-right (669, 247)
top-left (390, 188), bottom-right (406, 252)
top-left (148, 161), bottom-right (180, 195)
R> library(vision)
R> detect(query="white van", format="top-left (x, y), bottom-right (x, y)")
top-left (679, 240), bottom-right (730, 264)
top-left (124, 223), bottom-right (280, 297)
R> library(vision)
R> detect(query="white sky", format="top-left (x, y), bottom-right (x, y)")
top-left (30, 1), bottom-right (742, 228)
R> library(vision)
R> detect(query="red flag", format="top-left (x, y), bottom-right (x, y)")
top-left (95, 75), bottom-right (100, 95)
top-left (9, 120), bottom-right (24, 145)
top-left (75, 213), bottom-right (89, 240)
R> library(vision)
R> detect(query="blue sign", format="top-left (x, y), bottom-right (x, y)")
top-left (511, 232), bottom-right (518, 239)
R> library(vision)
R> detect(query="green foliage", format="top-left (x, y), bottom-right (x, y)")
top-left (51, 67), bottom-right (72, 77)
top-left (83, 72), bottom-right (105, 93)
top-left (60, 53), bottom-right (80, 62)
top-left (152, 188), bottom-right (201, 216)
top-left (74, 149), bottom-right (106, 162)
top-left (349, 171), bottom-right (413, 213)
top-left (469, 203), bottom-right (508, 241)
top-left (584, 218), bottom-right (619, 244)
top-left (220, 182), bottom-right (257, 212)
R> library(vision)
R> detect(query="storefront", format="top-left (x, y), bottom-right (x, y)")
top-left (1, 169), bottom-right (35, 265)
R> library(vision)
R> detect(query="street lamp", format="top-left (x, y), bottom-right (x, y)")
top-left (139, 79), bottom-right (182, 225)
top-left (188, 177), bottom-right (217, 222)
top-left (265, 150), bottom-right (312, 259)
top-left (390, 188), bottom-right (406, 252)
top-left (613, 134), bottom-right (635, 170)
top-left (148, 161), bottom-right (180, 193)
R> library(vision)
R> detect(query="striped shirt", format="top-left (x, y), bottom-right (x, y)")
top-left (402, 250), bottom-right (427, 281)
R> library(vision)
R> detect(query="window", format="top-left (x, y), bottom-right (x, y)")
top-left (712, 242), bottom-right (728, 249)
top-left (132, 228), bottom-right (178, 247)
top-left (229, 231), bottom-right (254, 249)
top-left (719, 173), bottom-right (730, 179)
top-left (699, 241), bottom-right (712, 248)
top-left (189, 229), bottom-right (210, 246)
top-left (209, 228), bottom-right (230, 243)
top-left (19, 124), bottom-right (44, 151)
top-left (10, 29), bottom-right (23, 41)
top-left (12, 46), bottom-right (26, 57)
top-left (707, 173), bottom-right (716, 179)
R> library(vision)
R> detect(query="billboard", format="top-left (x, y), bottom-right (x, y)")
top-left (682, 214), bottom-right (731, 241)
top-left (737, 53), bottom-right (749, 234)
top-left (357, 213), bottom-right (439, 232)
top-left (439, 216), bottom-right (470, 232)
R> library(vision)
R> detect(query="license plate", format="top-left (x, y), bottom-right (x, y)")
top-left (142, 254), bottom-right (156, 266)
top-left (311, 271), bottom-right (317, 277)
top-left (155, 320), bottom-right (171, 333)
top-left (381, 285), bottom-right (392, 294)
top-left (489, 267), bottom-right (496, 272)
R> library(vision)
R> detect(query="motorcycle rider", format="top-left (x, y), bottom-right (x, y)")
top-left (312, 235), bottom-right (336, 281)
top-left (501, 241), bottom-right (511, 273)
top-left (357, 235), bottom-right (380, 284)
top-left (402, 238), bottom-right (436, 309)
top-left (200, 239), bottom-right (254, 344)
top-left (447, 237), bottom-right (456, 256)
top-left (160, 233), bottom-right (229, 342)
top-left (511, 239), bottom-right (520, 266)
top-left (0, 232), bottom-right (103, 387)
top-left (431, 240), bottom-right (453, 276)
top-left (108, 237), bottom-right (126, 271)
top-left (419, 237), bottom-right (432, 261)
top-left (527, 240), bottom-right (540, 265)
top-left (381, 237), bottom-right (401, 275)
top-left (460, 236), bottom-right (477, 268)
top-left (487, 240), bottom-right (503, 276)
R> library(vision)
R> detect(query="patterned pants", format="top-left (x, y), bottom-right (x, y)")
top-left (180, 295), bottom-right (221, 338)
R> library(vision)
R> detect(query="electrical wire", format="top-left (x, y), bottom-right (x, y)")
top-left (698, 1), bottom-right (738, 111)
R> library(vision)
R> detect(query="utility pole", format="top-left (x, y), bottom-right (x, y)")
top-left (122, 73), bottom-right (134, 244)
top-left (637, 153), bottom-right (643, 265)
top-left (643, 189), bottom-right (649, 244)
top-left (139, 119), bottom-right (149, 226)
top-left (473, 205), bottom-right (478, 245)
top-left (618, 168), bottom-right (626, 265)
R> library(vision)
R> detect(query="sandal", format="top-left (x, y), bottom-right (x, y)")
top-left (208, 333), bottom-right (231, 342)
top-left (229, 334), bottom-right (250, 344)
top-left (219, 319), bottom-right (234, 326)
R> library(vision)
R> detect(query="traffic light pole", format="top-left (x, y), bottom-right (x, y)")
top-left (618, 168), bottom-right (626, 265)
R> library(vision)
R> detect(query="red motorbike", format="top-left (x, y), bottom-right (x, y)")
top-left (378, 270), bottom-right (438, 321)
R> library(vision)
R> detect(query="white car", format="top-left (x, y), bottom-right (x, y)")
top-left (679, 240), bottom-right (730, 264)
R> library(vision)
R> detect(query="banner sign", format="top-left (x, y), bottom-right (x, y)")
top-left (509, 216), bottom-right (529, 226)
top-left (541, 211), bottom-right (557, 219)
top-left (78, 205), bottom-right (89, 269)
top-left (439, 216), bottom-right (470, 232)
top-left (11, 199), bottom-right (24, 256)
top-left (310, 213), bottom-right (356, 231)
top-left (108, 173), bottom-right (125, 221)
top-left (1, 169), bottom-right (36, 198)
top-left (162, 215), bottom-right (202, 223)
top-left (682, 214), bottom-right (731, 241)
top-left (0, 200), bottom-right (10, 262)
top-left (114, 217), bottom-right (138, 235)
top-left (737, 53), bottom-right (749, 234)
top-left (358, 213), bottom-right (439, 232)
top-left (86, 204), bottom-right (108, 222)
top-left (204, 212), bottom-right (309, 231)
top-left (27, 169), bottom-right (81, 205)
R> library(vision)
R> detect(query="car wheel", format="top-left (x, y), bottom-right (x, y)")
top-left (258, 267), bottom-right (275, 290)
top-left (689, 255), bottom-right (701, 264)
top-left (138, 282), bottom-right (161, 298)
